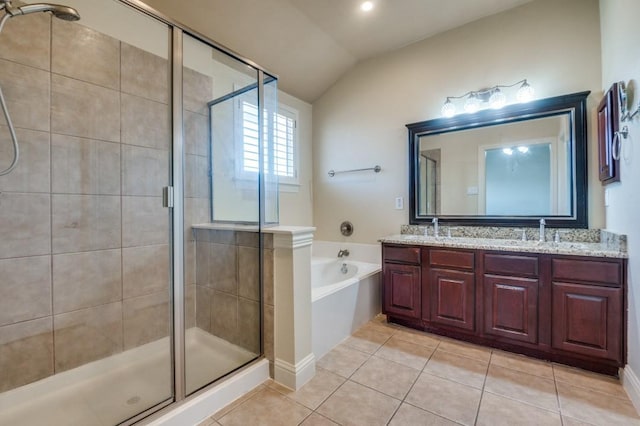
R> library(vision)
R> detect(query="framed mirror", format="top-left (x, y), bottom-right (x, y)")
top-left (407, 91), bottom-right (590, 227)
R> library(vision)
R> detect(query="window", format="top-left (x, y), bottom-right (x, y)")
top-left (239, 100), bottom-right (298, 186)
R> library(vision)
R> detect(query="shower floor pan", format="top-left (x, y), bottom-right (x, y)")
top-left (0, 328), bottom-right (256, 426)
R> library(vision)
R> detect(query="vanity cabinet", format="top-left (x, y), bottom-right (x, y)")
top-left (382, 243), bottom-right (626, 374)
top-left (382, 245), bottom-right (421, 319)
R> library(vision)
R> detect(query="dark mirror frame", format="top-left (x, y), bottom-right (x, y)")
top-left (407, 91), bottom-right (590, 228)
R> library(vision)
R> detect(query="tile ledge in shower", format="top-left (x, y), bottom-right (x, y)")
top-left (192, 223), bottom-right (316, 236)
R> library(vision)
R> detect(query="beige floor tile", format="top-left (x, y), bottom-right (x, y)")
top-left (218, 388), bottom-right (311, 426)
top-left (268, 368), bottom-right (345, 410)
top-left (476, 392), bottom-right (562, 426)
top-left (317, 344), bottom-right (370, 378)
top-left (388, 403), bottom-right (459, 426)
top-left (197, 417), bottom-right (220, 426)
top-left (437, 339), bottom-right (491, 362)
top-left (553, 364), bottom-right (628, 399)
top-left (490, 350), bottom-right (554, 379)
top-left (357, 320), bottom-right (397, 338)
top-left (317, 380), bottom-right (400, 426)
top-left (374, 336), bottom-right (435, 370)
top-left (405, 373), bottom-right (481, 426)
top-left (424, 349), bottom-right (488, 389)
top-left (299, 413), bottom-right (339, 426)
top-left (557, 382), bottom-right (640, 426)
top-left (484, 364), bottom-right (558, 411)
top-left (562, 416), bottom-right (597, 426)
top-left (351, 355), bottom-right (420, 399)
top-left (212, 383), bottom-right (267, 420)
top-left (343, 327), bottom-right (391, 354)
top-left (392, 328), bottom-right (441, 348)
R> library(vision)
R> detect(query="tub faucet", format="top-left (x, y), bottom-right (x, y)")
top-left (338, 249), bottom-right (350, 258)
top-left (341, 263), bottom-right (348, 274)
top-left (432, 217), bottom-right (439, 238)
top-left (539, 218), bottom-right (546, 242)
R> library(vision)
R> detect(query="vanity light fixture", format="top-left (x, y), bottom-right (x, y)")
top-left (502, 148), bottom-right (514, 156)
top-left (360, 1), bottom-right (374, 12)
top-left (441, 79), bottom-right (534, 117)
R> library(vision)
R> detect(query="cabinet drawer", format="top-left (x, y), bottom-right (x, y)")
top-left (552, 259), bottom-right (621, 286)
top-left (384, 245), bottom-right (421, 264)
top-left (429, 249), bottom-right (474, 271)
top-left (484, 254), bottom-right (539, 277)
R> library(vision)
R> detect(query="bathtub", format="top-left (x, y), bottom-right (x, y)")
top-left (311, 241), bottom-right (382, 359)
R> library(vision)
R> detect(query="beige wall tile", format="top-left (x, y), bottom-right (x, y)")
top-left (0, 12), bottom-right (50, 70)
top-left (0, 317), bottom-right (53, 392)
top-left (123, 244), bottom-right (169, 299)
top-left (52, 249), bottom-right (122, 314)
top-left (185, 110), bottom-right (208, 156)
top-left (185, 283), bottom-right (196, 329)
top-left (54, 302), bottom-right (122, 372)
top-left (122, 196), bottom-right (168, 247)
top-left (210, 290), bottom-right (238, 343)
top-left (185, 154), bottom-right (209, 199)
top-left (51, 134), bottom-right (120, 195)
top-left (121, 43), bottom-right (168, 104)
top-left (236, 231), bottom-right (259, 248)
top-left (263, 248), bottom-right (274, 306)
top-left (238, 297), bottom-right (260, 353)
top-left (52, 194), bottom-right (121, 253)
top-left (0, 192), bottom-right (50, 259)
top-left (238, 246), bottom-right (259, 301)
top-left (183, 67), bottom-right (212, 115)
top-left (51, 74), bottom-right (120, 142)
top-left (52, 20), bottom-right (120, 90)
top-left (196, 285), bottom-right (212, 332)
top-left (123, 290), bottom-right (170, 349)
top-left (121, 93), bottom-right (170, 150)
top-left (196, 240), bottom-right (209, 286)
top-left (264, 304), bottom-right (274, 364)
top-left (185, 239), bottom-right (196, 286)
top-left (0, 128), bottom-right (49, 193)
top-left (0, 59), bottom-right (50, 132)
top-left (0, 256), bottom-right (51, 327)
top-left (122, 144), bottom-right (168, 196)
top-left (208, 243), bottom-right (237, 294)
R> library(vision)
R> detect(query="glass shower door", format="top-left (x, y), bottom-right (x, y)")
top-left (0, 1), bottom-right (173, 424)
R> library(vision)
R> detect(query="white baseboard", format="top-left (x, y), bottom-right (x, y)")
top-left (274, 353), bottom-right (316, 390)
top-left (623, 365), bottom-right (640, 415)
top-left (148, 359), bottom-right (269, 426)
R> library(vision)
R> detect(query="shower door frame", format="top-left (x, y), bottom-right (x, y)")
top-left (115, 1), bottom-right (277, 423)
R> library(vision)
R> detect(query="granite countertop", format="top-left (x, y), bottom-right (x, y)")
top-left (379, 234), bottom-right (628, 259)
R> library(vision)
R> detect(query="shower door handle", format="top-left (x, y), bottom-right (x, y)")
top-left (162, 186), bottom-right (174, 208)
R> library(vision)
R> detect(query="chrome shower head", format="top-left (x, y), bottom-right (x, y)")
top-left (4, 2), bottom-right (80, 21)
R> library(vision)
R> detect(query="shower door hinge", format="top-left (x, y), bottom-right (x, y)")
top-left (162, 186), bottom-right (174, 208)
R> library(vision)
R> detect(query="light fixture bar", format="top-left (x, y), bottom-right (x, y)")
top-left (441, 79), bottom-right (534, 117)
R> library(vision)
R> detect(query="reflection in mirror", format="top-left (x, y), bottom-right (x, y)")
top-left (408, 91), bottom-right (589, 227)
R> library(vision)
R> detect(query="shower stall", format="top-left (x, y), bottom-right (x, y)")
top-left (0, 0), bottom-right (276, 424)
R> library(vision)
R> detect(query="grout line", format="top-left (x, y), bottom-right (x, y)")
top-left (472, 349), bottom-right (493, 425)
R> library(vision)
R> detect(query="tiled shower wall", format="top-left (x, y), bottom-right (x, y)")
top-left (0, 14), bottom-right (208, 393)
top-left (193, 229), bottom-right (275, 374)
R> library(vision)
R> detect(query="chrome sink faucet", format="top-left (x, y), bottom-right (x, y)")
top-left (432, 217), bottom-right (439, 238)
top-left (337, 249), bottom-right (350, 258)
top-left (539, 218), bottom-right (546, 242)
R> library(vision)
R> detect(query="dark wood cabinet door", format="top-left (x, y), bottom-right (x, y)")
top-left (383, 263), bottom-right (421, 319)
top-left (483, 275), bottom-right (538, 344)
top-left (597, 83), bottom-right (620, 183)
top-left (552, 282), bottom-right (622, 362)
top-left (429, 269), bottom-right (475, 331)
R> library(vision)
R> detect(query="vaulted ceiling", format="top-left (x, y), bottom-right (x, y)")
top-left (141, 0), bottom-right (532, 102)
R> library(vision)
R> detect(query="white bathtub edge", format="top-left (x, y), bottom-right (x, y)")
top-left (147, 359), bottom-right (269, 426)
top-left (274, 353), bottom-right (316, 391)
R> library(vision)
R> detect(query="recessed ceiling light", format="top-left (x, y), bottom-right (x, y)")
top-left (361, 1), bottom-right (374, 12)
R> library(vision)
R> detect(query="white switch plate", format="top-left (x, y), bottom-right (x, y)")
top-left (604, 188), bottom-right (610, 207)
top-left (395, 197), bottom-right (404, 210)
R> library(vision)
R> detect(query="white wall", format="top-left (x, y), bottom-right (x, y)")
top-left (599, 0), bottom-right (640, 400)
top-left (312, 0), bottom-right (602, 244)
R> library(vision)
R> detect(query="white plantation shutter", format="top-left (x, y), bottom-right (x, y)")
top-left (240, 101), bottom-right (298, 184)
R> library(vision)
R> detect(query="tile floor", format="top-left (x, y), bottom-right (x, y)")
top-left (198, 315), bottom-right (640, 426)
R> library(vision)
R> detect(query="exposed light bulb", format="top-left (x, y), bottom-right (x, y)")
top-left (441, 98), bottom-right (456, 117)
top-left (464, 93), bottom-right (481, 113)
top-left (502, 148), bottom-right (514, 156)
top-left (517, 146), bottom-right (529, 154)
top-left (489, 88), bottom-right (506, 109)
top-left (360, 1), bottom-right (374, 11)
top-left (517, 80), bottom-right (535, 102)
